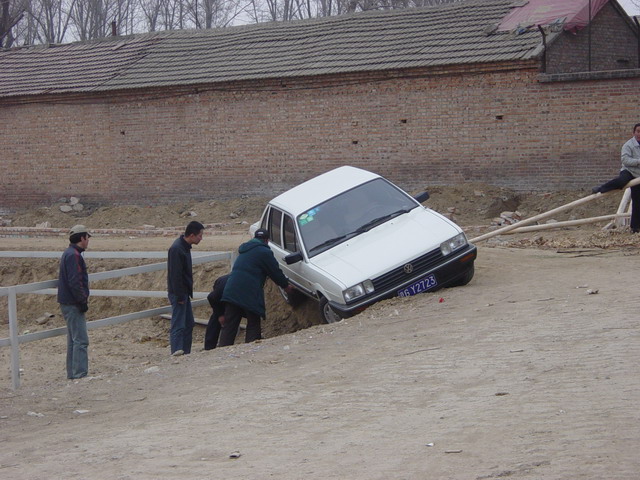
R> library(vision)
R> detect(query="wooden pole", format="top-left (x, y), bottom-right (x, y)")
top-left (615, 188), bottom-right (631, 228)
top-left (469, 177), bottom-right (640, 243)
top-left (505, 214), bottom-right (626, 234)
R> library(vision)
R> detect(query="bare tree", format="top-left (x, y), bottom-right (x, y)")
top-left (3, 0), bottom-right (465, 47)
top-left (24, 0), bottom-right (75, 44)
top-left (1, 0), bottom-right (28, 47)
top-left (139, 0), bottom-right (161, 30)
top-left (69, 0), bottom-right (138, 40)
top-left (111, 0), bottom-right (141, 36)
top-left (185, 0), bottom-right (245, 28)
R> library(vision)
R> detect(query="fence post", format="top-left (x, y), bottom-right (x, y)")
top-left (8, 287), bottom-right (20, 390)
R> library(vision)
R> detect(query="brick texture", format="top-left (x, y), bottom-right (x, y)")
top-left (2, 4), bottom-right (639, 209)
top-left (545, 3), bottom-right (638, 73)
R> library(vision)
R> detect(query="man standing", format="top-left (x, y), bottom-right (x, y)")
top-left (167, 220), bottom-right (204, 356)
top-left (218, 229), bottom-right (293, 347)
top-left (57, 225), bottom-right (91, 379)
top-left (592, 122), bottom-right (640, 232)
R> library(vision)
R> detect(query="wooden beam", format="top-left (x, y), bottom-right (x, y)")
top-left (505, 214), bottom-right (626, 234)
top-left (469, 177), bottom-right (640, 243)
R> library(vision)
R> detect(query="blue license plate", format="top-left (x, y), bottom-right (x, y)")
top-left (397, 274), bottom-right (437, 297)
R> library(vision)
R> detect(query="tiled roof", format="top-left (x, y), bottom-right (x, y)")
top-left (0, 0), bottom-right (546, 98)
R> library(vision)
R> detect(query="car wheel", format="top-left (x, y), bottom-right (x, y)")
top-left (278, 286), bottom-right (306, 307)
top-left (319, 296), bottom-right (342, 324)
top-left (453, 265), bottom-right (474, 286)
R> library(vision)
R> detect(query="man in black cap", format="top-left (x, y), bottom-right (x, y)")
top-left (57, 224), bottom-right (91, 379)
top-left (218, 229), bottom-right (294, 347)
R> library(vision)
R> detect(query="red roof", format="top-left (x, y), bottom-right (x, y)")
top-left (499, 0), bottom-right (609, 33)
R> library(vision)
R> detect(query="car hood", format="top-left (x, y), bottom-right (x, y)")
top-left (310, 208), bottom-right (462, 287)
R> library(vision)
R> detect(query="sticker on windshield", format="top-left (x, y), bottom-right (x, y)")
top-left (298, 208), bottom-right (319, 226)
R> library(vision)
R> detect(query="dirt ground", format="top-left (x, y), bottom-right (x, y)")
top-left (1, 186), bottom-right (639, 478)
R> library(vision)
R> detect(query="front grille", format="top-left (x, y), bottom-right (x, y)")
top-left (371, 248), bottom-right (444, 292)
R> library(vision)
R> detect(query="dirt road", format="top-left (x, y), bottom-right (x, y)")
top-left (1, 244), bottom-right (639, 479)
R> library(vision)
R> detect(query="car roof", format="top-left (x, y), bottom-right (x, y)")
top-left (269, 166), bottom-right (380, 216)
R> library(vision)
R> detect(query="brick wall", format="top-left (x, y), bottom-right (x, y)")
top-left (2, 60), bottom-right (640, 210)
top-left (545, 2), bottom-right (638, 73)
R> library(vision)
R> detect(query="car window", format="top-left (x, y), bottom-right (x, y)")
top-left (298, 178), bottom-right (419, 257)
top-left (282, 214), bottom-right (298, 252)
top-left (260, 210), bottom-right (269, 231)
top-left (268, 208), bottom-right (283, 247)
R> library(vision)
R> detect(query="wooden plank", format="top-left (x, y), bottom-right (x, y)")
top-left (469, 177), bottom-right (640, 243)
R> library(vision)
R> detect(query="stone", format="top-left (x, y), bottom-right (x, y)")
top-left (35, 312), bottom-right (55, 325)
top-left (59, 205), bottom-right (73, 213)
top-left (72, 203), bottom-right (84, 211)
top-left (69, 196), bottom-right (79, 205)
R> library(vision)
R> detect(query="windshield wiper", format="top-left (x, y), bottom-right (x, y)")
top-left (308, 234), bottom-right (348, 254)
top-left (354, 207), bottom-right (412, 234)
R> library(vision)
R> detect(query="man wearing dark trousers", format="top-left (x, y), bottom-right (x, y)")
top-left (592, 122), bottom-right (640, 232)
top-left (203, 273), bottom-right (231, 350)
top-left (218, 229), bottom-right (293, 347)
top-left (167, 221), bottom-right (204, 356)
top-left (58, 224), bottom-right (91, 379)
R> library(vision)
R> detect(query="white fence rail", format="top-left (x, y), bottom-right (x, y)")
top-left (0, 251), bottom-right (234, 390)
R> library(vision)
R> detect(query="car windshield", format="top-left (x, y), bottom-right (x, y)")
top-left (297, 178), bottom-right (420, 257)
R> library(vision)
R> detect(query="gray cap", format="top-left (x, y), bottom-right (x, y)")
top-left (69, 224), bottom-right (91, 237)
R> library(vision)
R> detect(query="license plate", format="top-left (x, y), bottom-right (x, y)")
top-left (397, 274), bottom-right (437, 297)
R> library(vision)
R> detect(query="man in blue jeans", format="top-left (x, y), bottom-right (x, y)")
top-left (167, 221), bottom-right (204, 356)
top-left (57, 224), bottom-right (91, 379)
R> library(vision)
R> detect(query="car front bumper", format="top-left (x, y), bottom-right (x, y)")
top-left (328, 243), bottom-right (477, 317)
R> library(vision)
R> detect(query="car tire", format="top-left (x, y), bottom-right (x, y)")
top-left (278, 286), bottom-right (306, 307)
top-left (319, 296), bottom-right (342, 324)
top-left (453, 265), bottom-right (474, 286)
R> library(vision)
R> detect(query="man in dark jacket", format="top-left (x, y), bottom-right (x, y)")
top-left (57, 224), bottom-right (91, 379)
top-left (167, 221), bottom-right (204, 356)
top-left (218, 229), bottom-right (293, 347)
top-left (203, 273), bottom-right (230, 350)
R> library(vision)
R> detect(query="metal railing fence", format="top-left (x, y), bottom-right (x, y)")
top-left (0, 251), bottom-right (234, 390)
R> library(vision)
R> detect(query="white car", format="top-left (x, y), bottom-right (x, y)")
top-left (252, 166), bottom-right (477, 323)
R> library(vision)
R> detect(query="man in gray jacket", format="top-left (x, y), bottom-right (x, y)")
top-left (592, 122), bottom-right (640, 233)
top-left (57, 225), bottom-right (91, 379)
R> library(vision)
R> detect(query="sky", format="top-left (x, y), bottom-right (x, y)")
top-left (619, 0), bottom-right (640, 15)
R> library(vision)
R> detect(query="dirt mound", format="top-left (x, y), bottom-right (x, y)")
top-left (2, 184), bottom-right (637, 388)
top-left (5, 197), bottom-right (270, 230)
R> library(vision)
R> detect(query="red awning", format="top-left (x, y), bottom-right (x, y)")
top-left (498, 0), bottom-right (610, 33)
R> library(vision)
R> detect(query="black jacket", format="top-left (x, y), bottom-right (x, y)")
top-left (57, 244), bottom-right (89, 305)
top-left (221, 238), bottom-right (288, 316)
top-left (167, 235), bottom-right (193, 300)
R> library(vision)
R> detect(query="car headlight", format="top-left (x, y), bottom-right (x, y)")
top-left (440, 233), bottom-right (467, 256)
top-left (343, 280), bottom-right (375, 302)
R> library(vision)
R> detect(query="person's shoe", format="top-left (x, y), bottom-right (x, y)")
top-left (171, 349), bottom-right (184, 357)
top-left (591, 186), bottom-right (601, 194)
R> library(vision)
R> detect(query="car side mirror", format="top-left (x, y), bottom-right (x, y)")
top-left (414, 191), bottom-right (430, 203)
top-left (284, 252), bottom-right (304, 265)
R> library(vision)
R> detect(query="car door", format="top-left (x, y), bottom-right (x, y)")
top-left (265, 206), bottom-right (314, 295)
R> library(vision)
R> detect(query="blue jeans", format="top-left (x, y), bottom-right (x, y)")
top-left (60, 304), bottom-right (89, 379)
top-left (169, 294), bottom-right (194, 354)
